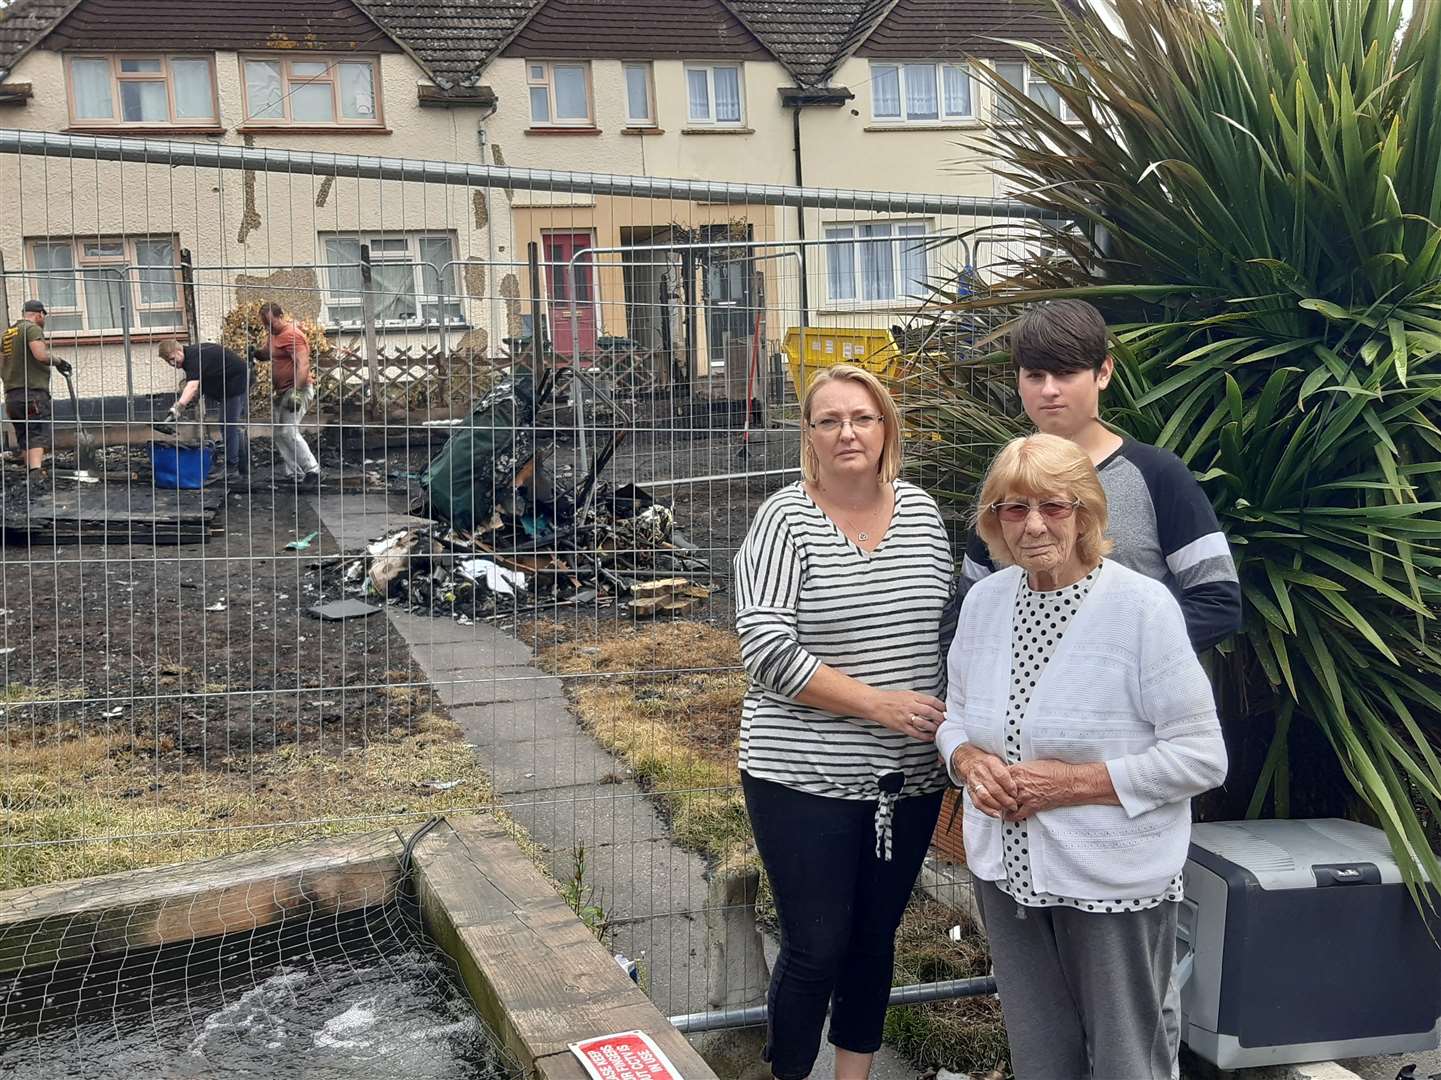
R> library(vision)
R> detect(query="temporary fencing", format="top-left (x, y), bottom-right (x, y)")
top-left (0, 129), bottom-right (1051, 1065)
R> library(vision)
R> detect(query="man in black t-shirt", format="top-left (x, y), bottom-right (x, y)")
top-left (158, 339), bottom-right (252, 481)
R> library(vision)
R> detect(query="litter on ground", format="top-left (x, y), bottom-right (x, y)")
top-left (308, 374), bottom-right (714, 620)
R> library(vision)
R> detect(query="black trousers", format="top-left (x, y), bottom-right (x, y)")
top-left (741, 771), bottom-right (942, 1080)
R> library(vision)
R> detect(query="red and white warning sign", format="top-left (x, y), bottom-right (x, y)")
top-left (569, 1029), bottom-right (685, 1080)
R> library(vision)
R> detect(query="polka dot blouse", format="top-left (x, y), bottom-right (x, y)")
top-left (997, 562), bottom-right (1185, 913)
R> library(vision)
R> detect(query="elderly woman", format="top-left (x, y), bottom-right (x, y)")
top-left (734, 364), bottom-right (953, 1080)
top-left (936, 433), bottom-right (1227, 1080)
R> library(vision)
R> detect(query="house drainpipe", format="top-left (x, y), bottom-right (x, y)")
top-left (477, 105), bottom-right (501, 355)
top-left (791, 104), bottom-right (810, 325)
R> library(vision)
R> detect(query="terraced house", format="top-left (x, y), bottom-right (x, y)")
top-left (0, 0), bottom-right (1064, 397)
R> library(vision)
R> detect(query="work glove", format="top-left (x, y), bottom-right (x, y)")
top-left (247, 344), bottom-right (266, 363)
top-left (51, 358), bottom-right (72, 376)
top-left (153, 404), bottom-right (182, 436)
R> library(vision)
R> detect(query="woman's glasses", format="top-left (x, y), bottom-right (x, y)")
top-left (988, 498), bottom-right (1081, 522)
top-left (809, 414), bottom-right (883, 434)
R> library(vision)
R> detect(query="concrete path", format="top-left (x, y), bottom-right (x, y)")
top-left (311, 491), bottom-right (923, 1076)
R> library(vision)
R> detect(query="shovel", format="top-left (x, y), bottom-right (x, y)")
top-left (59, 365), bottom-right (98, 472)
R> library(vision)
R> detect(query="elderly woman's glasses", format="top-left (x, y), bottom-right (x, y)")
top-left (809, 414), bottom-right (883, 434)
top-left (989, 498), bottom-right (1081, 522)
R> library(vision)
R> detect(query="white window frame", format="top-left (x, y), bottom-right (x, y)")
top-left (240, 54), bottom-right (384, 127)
top-left (64, 54), bottom-right (218, 127)
top-left (823, 221), bottom-right (932, 306)
top-left (993, 60), bottom-right (1076, 123)
top-left (868, 61), bottom-right (973, 124)
top-left (525, 60), bottom-right (594, 127)
top-left (684, 63), bottom-right (745, 127)
top-left (24, 235), bottom-right (183, 335)
top-left (319, 232), bottom-right (465, 330)
top-left (622, 61), bottom-right (656, 127)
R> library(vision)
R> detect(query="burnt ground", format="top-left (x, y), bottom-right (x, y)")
top-left (0, 452), bottom-right (434, 762)
top-left (0, 418), bottom-right (799, 752)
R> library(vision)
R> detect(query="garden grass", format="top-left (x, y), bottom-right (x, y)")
top-left (0, 710), bottom-right (500, 891)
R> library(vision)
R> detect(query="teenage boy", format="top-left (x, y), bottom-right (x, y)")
top-left (955, 298), bottom-right (1240, 1080)
top-left (963, 298), bottom-right (1242, 649)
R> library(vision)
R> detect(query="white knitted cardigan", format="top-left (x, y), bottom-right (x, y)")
top-left (936, 561), bottom-right (1228, 899)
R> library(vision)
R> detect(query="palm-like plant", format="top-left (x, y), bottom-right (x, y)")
top-left (911, 0), bottom-right (1441, 892)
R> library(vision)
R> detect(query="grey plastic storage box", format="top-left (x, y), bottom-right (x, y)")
top-left (1180, 818), bottom-right (1441, 1069)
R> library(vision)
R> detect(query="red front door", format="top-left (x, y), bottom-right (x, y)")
top-left (543, 231), bottom-right (598, 359)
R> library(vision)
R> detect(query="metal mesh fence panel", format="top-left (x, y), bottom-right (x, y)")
top-left (0, 130), bottom-right (1050, 1065)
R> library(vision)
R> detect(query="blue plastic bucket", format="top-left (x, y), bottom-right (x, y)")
top-left (150, 443), bottom-right (215, 489)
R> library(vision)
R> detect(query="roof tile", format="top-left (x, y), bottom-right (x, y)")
top-left (43, 0), bottom-right (402, 54)
top-left (855, 0), bottom-right (1069, 61)
top-left (0, 0), bottom-right (1070, 96)
top-left (0, 0), bottom-right (72, 76)
top-left (500, 0), bottom-right (771, 62)
top-left (357, 0), bottom-right (543, 88)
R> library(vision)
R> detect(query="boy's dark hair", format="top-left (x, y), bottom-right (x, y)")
top-left (1010, 299), bottom-right (1109, 374)
top-left (258, 302), bottom-right (285, 321)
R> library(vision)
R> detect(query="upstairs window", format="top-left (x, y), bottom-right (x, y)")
top-left (994, 60), bottom-right (1075, 122)
top-left (241, 55), bottom-right (382, 126)
top-left (685, 63), bottom-right (744, 126)
top-left (623, 62), bottom-right (655, 127)
top-left (66, 54), bottom-right (217, 127)
top-left (870, 62), bottom-right (972, 123)
top-left (526, 61), bottom-right (592, 127)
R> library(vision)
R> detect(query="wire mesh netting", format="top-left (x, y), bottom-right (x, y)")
top-left (0, 828), bottom-right (523, 1080)
top-left (0, 130), bottom-right (1053, 1073)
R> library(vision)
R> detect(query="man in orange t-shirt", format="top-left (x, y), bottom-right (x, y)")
top-left (254, 302), bottom-right (320, 486)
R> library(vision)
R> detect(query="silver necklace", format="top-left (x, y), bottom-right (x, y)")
top-left (812, 483), bottom-right (888, 543)
top-left (833, 497), bottom-right (885, 542)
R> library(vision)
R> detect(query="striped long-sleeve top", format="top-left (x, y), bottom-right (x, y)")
top-left (734, 480), bottom-right (953, 803)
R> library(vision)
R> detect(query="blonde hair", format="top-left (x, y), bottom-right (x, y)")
top-left (975, 434), bottom-right (1113, 567)
top-left (799, 364), bottom-right (903, 484)
top-left (157, 339), bottom-right (183, 360)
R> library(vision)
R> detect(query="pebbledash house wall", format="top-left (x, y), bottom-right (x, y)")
top-left (0, 16), bottom-right (1044, 400)
top-left (480, 54), bottom-right (1020, 351)
top-left (0, 46), bottom-right (508, 398)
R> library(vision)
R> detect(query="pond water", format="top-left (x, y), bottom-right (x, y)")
top-left (0, 904), bottom-right (516, 1079)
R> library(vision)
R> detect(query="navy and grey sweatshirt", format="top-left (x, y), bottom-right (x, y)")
top-left (962, 438), bottom-right (1243, 650)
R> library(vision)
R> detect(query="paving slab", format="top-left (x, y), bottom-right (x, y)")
top-left (311, 493), bottom-right (429, 552)
top-left (414, 636), bottom-right (536, 672)
top-left (436, 676), bottom-right (567, 709)
top-left (483, 736), bottom-right (623, 795)
top-left (386, 608), bottom-right (506, 647)
top-left (499, 783), bottom-right (681, 861)
top-left (452, 701), bottom-right (580, 744)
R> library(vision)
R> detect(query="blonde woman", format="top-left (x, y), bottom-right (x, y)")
top-left (734, 364), bottom-right (953, 1079)
top-left (937, 434), bottom-right (1227, 1079)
